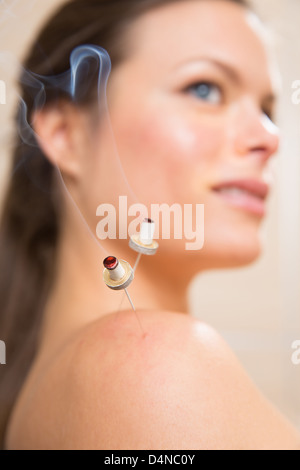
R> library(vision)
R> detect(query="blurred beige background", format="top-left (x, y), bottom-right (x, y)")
top-left (189, 0), bottom-right (300, 428)
top-left (0, 0), bottom-right (299, 429)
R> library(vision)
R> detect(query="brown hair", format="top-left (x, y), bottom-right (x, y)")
top-left (0, 0), bottom-right (249, 447)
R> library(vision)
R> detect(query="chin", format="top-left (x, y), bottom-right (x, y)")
top-left (203, 234), bottom-right (263, 270)
top-left (151, 224), bottom-right (263, 274)
top-left (179, 225), bottom-right (263, 272)
top-left (218, 245), bottom-right (262, 269)
top-left (159, 245), bottom-right (261, 280)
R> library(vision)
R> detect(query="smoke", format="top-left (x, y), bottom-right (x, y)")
top-left (10, 40), bottom-right (144, 264)
top-left (0, 3), bottom-right (141, 266)
top-left (17, 45), bottom-right (111, 147)
top-left (0, 3), bottom-right (142, 317)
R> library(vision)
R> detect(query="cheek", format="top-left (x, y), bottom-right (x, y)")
top-left (113, 107), bottom-right (225, 204)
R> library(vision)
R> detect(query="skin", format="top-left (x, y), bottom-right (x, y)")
top-left (6, 1), bottom-right (300, 449)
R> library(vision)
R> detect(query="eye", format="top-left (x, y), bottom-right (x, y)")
top-left (185, 81), bottom-right (223, 105)
top-left (261, 96), bottom-right (276, 123)
top-left (262, 108), bottom-right (275, 123)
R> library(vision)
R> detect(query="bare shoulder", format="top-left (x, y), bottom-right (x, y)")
top-left (7, 310), bottom-right (300, 450)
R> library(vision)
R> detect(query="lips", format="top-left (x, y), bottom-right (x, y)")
top-left (212, 179), bottom-right (270, 216)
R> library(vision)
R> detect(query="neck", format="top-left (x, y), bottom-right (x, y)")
top-left (41, 200), bottom-right (191, 353)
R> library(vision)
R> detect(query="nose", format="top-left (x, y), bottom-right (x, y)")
top-left (232, 99), bottom-right (279, 163)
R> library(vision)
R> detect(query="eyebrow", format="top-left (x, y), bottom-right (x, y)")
top-left (173, 57), bottom-right (242, 83)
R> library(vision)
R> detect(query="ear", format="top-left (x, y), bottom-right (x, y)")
top-left (32, 101), bottom-right (87, 179)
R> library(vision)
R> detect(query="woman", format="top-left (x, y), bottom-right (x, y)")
top-left (0, 0), bottom-right (299, 449)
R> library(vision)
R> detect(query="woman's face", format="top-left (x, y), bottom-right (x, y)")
top-left (83, 0), bottom-right (279, 270)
